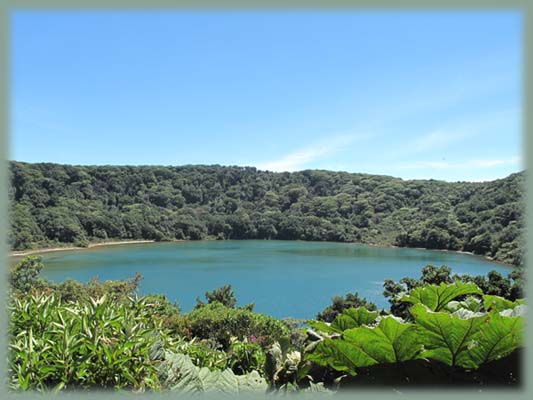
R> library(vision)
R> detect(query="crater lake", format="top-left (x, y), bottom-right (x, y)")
top-left (37, 240), bottom-right (512, 319)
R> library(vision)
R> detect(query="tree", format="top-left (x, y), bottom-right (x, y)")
top-left (9, 256), bottom-right (46, 293)
top-left (196, 284), bottom-right (238, 308)
top-left (316, 292), bottom-right (377, 322)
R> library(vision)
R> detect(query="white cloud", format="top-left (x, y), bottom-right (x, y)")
top-left (397, 155), bottom-right (522, 170)
top-left (256, 133), bottom-right (369, 172)
top-left (403, 108), bottom-right (520, 155)
top-left (411, 129), bottom-right (470, 152)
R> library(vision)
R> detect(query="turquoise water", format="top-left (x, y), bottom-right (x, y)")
top-left (39, 240), bottom-right (512, 319)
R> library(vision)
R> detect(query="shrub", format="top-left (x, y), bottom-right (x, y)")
top-left (196, 284), bottom-right (237, 308)
top-left (9, 257), bottom-right (143, 304)
top-left (184, 302), bottom-right (289, 349)
top-left (143, 294), bottom-right (187, 335)
top-left (174, 338), bottom-right (228, 371)
top-left (8, 293), bottom-right (171, 391)
top-left (227, 339), bottom-right (266, 375)
top-left (316, 292), bottom-right (377, 322)
top-left (9, 256), bottom-right (47, 293)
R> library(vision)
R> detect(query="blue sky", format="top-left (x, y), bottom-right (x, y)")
top-left (11, 11), bottom-right (522, 182)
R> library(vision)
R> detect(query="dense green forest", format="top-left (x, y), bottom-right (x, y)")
top-left (8, 257), bottom-right (525, 392)
top-left (9, 161), bottom-right (525, 265)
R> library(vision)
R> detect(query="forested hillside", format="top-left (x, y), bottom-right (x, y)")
top-left (8, 161), bottom-right (525, 265)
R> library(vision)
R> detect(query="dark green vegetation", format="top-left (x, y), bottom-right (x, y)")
top-left (382, 264), bottom-right (525, 320)
top-left (9, 162), bottom-right (525, 265)
top-left (9, 257), bottom-right (525, 392)
top-left (316, 292), bottom-right (378, 323)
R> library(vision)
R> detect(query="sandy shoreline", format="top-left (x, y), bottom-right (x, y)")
top-left (10, 240), bottom-right (156, 257)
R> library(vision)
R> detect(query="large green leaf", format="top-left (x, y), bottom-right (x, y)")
top-left (234, 370), bottom-right (268, 393)
top-left (483, 295), bottom-right (525, 312)
top-left (308, 307), bottom-right (378, 334)
top-left (159, 352), bottom-right (267, 393)
top-left (306, 336), bottom-right (368, 376)
top-left (200, 368), bottom-right (266, 394)
top-left (161, 352), bottom-right (203, 393)
top-left (307, 316), bottom-right (423, 375)
top-left (411, 303), bottom-right (525, 369)
top-left (468, 312), bottom-right (524, 366)
top-left (333, 308), bottom-right (379, 331)
top-left (307, 321), bottom-right (336, 335)
top-left (343, 316), bottom-right (423, 364)
top-left (401, 282), bottom-right (482, 312)
top-left (500, 305), bottom-right (526, 317)
top-left (446, 296), bottom-right (482, 313)
top-left (410, 303), bottom-right (488, 368)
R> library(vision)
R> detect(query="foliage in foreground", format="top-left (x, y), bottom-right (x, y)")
top-left (184, 302), bottom-right (289, 349)
top-left (383, 265), bottom-right (524, 319)
top-left (9, 256), bottom-right (143, 304)
top-left (9, 293), bottom-right (169, 391)
top-left (306, 281), bottom-right (525, 383)
top-left (316, 292), bottom-right (377, 322)
top-left (158, 352), bottom-right (268, 394)
top-left (7, 257), bottom-right (526, 392)
top-left (196, 284), bottom-right (238, 309)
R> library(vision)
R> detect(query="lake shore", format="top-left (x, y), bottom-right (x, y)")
top-left (356, 241), bottom-right (515, 267)
top-left (10, 240), bottom-right (157, 257)
top-left (421, 247), bottom-right (513, 267)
